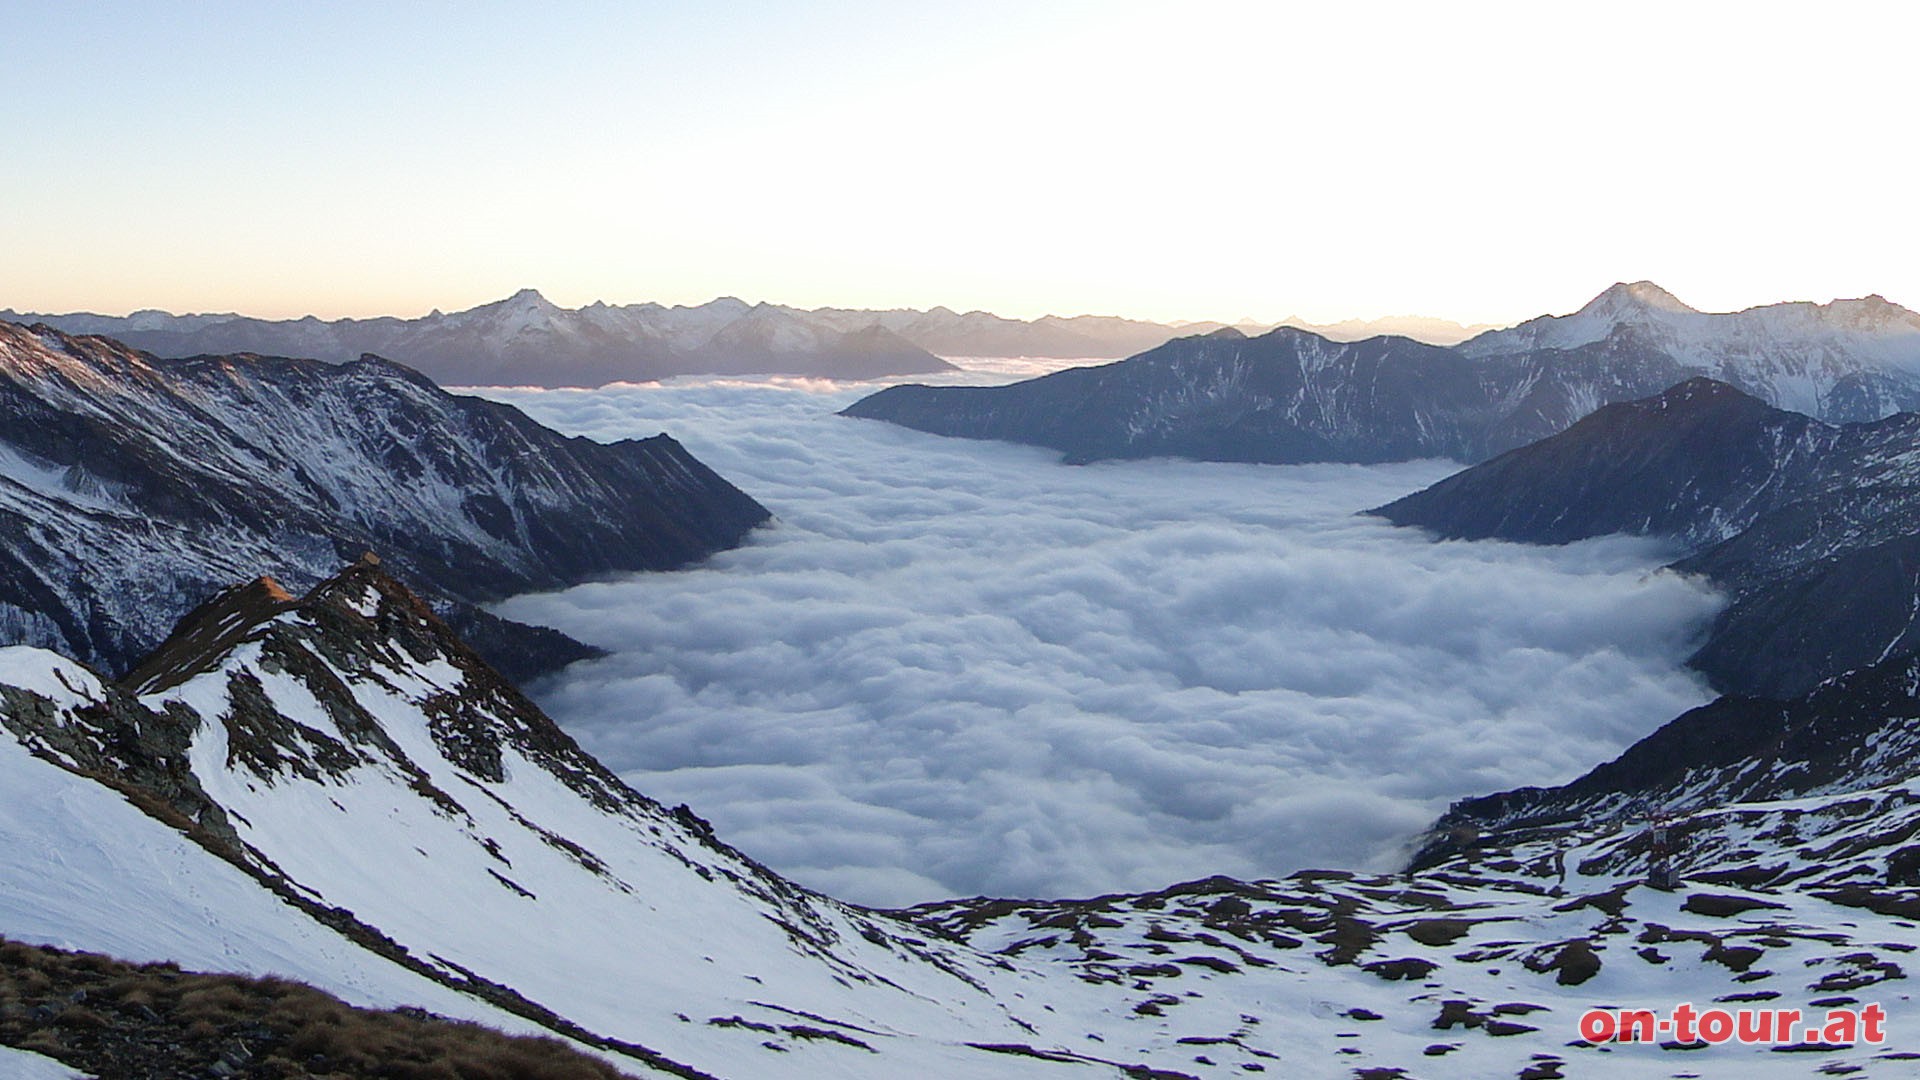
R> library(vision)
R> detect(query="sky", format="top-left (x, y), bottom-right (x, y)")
top-left (486, 368), bottom-right (1722, 906)
top-left (4, 1), bottom-right (1917, 326)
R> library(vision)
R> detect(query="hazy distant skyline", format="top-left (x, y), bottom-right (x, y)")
top-left (5, 1), bottom-right (1916, 327)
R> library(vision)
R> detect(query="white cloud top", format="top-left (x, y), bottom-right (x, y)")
top-left (484, 370), bottom-right (1721, 906)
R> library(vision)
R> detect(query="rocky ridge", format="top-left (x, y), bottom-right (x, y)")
top-left (0, 322), bottom-right (769, 679)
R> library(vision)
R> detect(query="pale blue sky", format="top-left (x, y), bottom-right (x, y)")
top-left (4, 1), bottom-right (1915, 324)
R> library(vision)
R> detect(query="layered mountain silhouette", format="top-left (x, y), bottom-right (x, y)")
top-left (4, 291), bottom-right (955, 387)
top-left (844, 283), bottom-right (1920, 464)
top-left (0, 321), bottom-right (769, 680)
top-left (3, 292), bottom-right (1497, 388)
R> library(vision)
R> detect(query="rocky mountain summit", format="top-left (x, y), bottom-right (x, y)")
top-left (6, 560), bottom-right (1920, 1077)
top-left (0, 321), bottom-right (769, 680)
top-left (843, 283), bottom-right (1920, 465)
top-left (1372, 377), bottom-right (1920, 698)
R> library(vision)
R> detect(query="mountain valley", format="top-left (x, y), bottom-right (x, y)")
top-left (7, 289), bottom-right (1920, 1078)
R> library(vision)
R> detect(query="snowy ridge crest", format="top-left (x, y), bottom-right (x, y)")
top-left (12, 561), bottom-right (1920, 1075)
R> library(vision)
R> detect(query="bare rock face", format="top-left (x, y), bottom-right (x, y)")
top-left (0, 322), bottom-right (770, 678)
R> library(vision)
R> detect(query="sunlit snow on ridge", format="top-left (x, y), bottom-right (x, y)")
top-left (476, 362), bottom-right (1722, 907)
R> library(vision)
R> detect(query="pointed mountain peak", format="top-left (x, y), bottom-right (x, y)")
top-left (505, 287), bottom-right (553, 306)
top-left (1579, 280), bottom-right (1698, 317)
top-left (1647, 375), bottom-right (1762, 408)
top-left (120, 575), bottom-right (304, 694)
top-left (120, 558), bottom-right (440, 696)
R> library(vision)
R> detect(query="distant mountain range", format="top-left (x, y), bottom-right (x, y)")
top-left (2, 292), bottom-right (1495, 387)
top-left (843, 282), bottom-right (1920, 464)
top-left (2, 291), bottom-right (952, 387)
top-left (0, 322), bottom-right (769, 681)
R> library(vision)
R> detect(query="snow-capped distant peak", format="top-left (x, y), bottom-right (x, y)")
top-left (503, 287), bottom-right (552, 307)
top-left (1576, 279), bottom-right (1698, 317)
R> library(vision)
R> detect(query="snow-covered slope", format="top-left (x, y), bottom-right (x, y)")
top-left (0, 322), bottom-right (768, 678)
top-left (8, 560), bottom-right (1920, 1077)
top-left (0, 645), bottom-right (618, 1064)
top-left (1463, 282), bottom-right (1920, 420)
top-left (0, 563), bottom-right (1087, 1078)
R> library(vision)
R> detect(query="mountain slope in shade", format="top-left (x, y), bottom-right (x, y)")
top-left (0, 322), bottom-right (769, 679)
top-left (10, 561), bottom-right (1920, 1076)
top-left (1371, 378), bottom-right (1920, 697)
top-left (845, 328), bottom-right (1495, 464)
top-left (842, 283), bottom-right (1920, 466)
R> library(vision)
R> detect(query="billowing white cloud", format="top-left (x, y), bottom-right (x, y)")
top-left (480, 369), bottom-right (1722, 907)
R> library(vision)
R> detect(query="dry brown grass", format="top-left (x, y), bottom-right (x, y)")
top-left (0, 935), bottom-right (635, 1078)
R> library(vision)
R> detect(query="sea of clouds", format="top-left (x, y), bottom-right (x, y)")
top-left (479, 364), bottom-right (1723, 907)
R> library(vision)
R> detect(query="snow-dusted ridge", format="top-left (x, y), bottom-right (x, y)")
top-left (0, 321), bottom-right (768, 680)
top-left (0, 294), bottom-right (1498, 387)
top-left (845, 282), bottom-right (1920, 467)
top-left (0, 294), bottom-right (958, 388)
top-left (8, 559), bottom-right (1920, 1077)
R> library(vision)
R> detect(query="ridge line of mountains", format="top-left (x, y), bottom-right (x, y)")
top-left (3, 289), bottom-right (1496, 387)
top-left (844, 280), bottom-right (1920, 464)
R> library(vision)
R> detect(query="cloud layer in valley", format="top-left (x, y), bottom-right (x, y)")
top-left (481, 370), bottom-right (1722, 907)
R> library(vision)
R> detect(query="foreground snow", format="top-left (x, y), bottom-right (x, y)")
top-left (5, 563), bottom-right (1920, 1077)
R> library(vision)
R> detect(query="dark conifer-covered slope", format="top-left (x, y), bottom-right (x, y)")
top-left (0, 321), bottom-right (769, 677)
